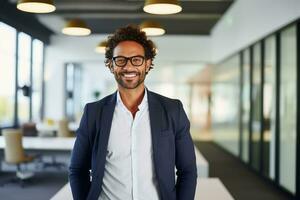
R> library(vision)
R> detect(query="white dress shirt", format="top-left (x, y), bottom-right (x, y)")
top-left (98, 89), bottom-right (160, 200)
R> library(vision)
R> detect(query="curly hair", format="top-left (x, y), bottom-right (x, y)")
top-left (105, 25), bottom-right (156, 71)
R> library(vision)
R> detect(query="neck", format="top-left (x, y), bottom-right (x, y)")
top-left (118, 84), bottom-right (145, 115)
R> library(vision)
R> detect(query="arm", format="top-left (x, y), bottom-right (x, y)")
top-left (175, 101), bottom-right (197, 200)
top-left (69, 105), bottom-right (92, 200)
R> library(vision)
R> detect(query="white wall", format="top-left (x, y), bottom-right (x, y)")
top-left (152, 36), bottom-right (211, 63)
top-left (211, 0), bottom-right (300, 62)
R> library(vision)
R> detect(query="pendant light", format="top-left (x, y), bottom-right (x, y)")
top-left (95, 40), bottom-right (107, 54)
top-left (140, 21), bottom-right (165, 36)
top-left (17, 0), bottom-right (56, 13)
top-left (62, 19), bottom-right (91, 36)
top-left (143, 0), bottom-right (182, 15)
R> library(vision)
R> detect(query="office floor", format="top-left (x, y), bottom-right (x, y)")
top-left (195, 141), bottom-right (294, 200)
top-left (0, 171), bottom-right (68, 200)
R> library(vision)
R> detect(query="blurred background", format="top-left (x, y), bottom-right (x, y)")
top-left (0, 0), bottom-right (299, 199)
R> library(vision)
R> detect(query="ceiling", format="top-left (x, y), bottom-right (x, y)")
top-left (8, 0), bottom-right (234, 36)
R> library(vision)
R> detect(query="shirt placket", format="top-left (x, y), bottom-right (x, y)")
top-left (131, 106), bottom-right (143, 200)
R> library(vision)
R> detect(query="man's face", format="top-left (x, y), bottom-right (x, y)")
top-left (111, 41), bottom-right (151, 90)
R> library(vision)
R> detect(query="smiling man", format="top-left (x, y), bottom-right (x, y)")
top-left (69, 25), bottom-right (197, 200)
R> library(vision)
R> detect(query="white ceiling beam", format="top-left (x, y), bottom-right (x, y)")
top-left (55, 2), bottom-right (141, 11)
top-left (53, 13), bottom-right (221, 20)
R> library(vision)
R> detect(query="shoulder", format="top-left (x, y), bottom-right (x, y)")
top-left (148, 90), bottom-right (188, 130)
top-left (148, 90), bottom-right (182, 109)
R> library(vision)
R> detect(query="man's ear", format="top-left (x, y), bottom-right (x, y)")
top-left (146, 59), bottom-right (151, 72)
top-left (106, 60), bottom-right (114, 73)
top-left (109, 65), bottom-right (114, 73)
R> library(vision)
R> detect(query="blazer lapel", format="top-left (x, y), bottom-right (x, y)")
top-left (95, 92), bottom-right (116, 175)
top-left (148, 91), bottom-right (163, 177)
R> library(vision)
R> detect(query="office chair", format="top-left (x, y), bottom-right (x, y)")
top-left (2, 129), bottom-right (39, 186)
top-left (57, 119), bottom-right (73, 137)
top-left (21, 122), bottom-right (38, 137)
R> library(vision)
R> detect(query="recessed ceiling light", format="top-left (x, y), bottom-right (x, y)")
top-left (143, 0), bottom-right (182, 15)
top-left (140, 21), bottom-right (165, 36)
top-left (62, 19), bottom-right (91, 36)
top-left (17, 0), bottom-right (56, 13)
top-left (95, 40), bottom-right (107, 54)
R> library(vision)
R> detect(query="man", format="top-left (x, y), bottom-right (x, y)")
top-left (69, 25), bottom-right (197, 200)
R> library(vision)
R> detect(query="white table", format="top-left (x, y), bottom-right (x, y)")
top-left (36, 122), bottom-right (79, 135)
top-left (195, 178), bottom-right (234, 200)
top-left (194, 146), bottom-right (209, 178)
top-left (50, 183), bottom-right (72, 200)
top-left (51, 178), bottom-right (234, 200)
top-left (0, 136), bottom-right (75, 151)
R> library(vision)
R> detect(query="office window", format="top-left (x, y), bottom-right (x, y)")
top-left (0, 22), bottom-right (16, 127)
top-left (263, 35), bottom-right (276, 179)
top-left (32, 39), bottom-right (44, 122)
top-left (66, 63), bottom-right (74, 120)
top-left (65, 63), bottom-right (82, 120)
top-left (279, 25), bottom-right (297, 194)
top-left (251, 42), bottom-right (262, 171)
top-left (242, 49), bottom-right (250, 163)
top-left (211, 55), bottom-right (240, 156)
top-left (73, 64), bottom-right (82, 120)
top-left (17, 32), bottom-right (31, 123)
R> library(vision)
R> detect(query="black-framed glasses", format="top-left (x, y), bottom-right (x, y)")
top-left (112, 55), bottom-right (145, 67)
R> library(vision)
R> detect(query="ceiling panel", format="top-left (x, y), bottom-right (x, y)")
top-left (7, 0), bottom-right (234, 35)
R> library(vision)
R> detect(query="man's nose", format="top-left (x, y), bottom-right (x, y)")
top-left (123, 60), bottom-right (135, 69)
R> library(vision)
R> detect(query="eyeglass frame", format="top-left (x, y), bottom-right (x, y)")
top-left (112, 55), bottom-right (146, 67)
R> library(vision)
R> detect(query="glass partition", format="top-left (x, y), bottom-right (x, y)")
top-left (241, 49), bottom-right (250, 163)
top-left (211, 55), bottom-right (240, 156)
top-left (263, 35), bottom-right (276, 179)
top-left (0, 22), bottom-right (16, 127)
top-left (251, 43), bottom-right (262, 171)
top-left (279, 25), bottom-right (297, 194)
top-left (210, 20), bottom-right (299, 198)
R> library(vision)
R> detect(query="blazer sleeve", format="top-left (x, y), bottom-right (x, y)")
top-left (69, 104), bottom-right (92, 200)
top-left (175, 100), bottom-right (197, 200)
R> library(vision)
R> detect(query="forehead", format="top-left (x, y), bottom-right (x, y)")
top-left (113, 41), bottom-right (145, 56)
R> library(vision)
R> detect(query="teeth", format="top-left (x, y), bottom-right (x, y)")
top-left (123, 73), bottom-right (136, 78)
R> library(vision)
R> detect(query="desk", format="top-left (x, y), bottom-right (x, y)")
top-left (0, 136), bottom-right (75, 171)
top-left (195, 146), bottom-right (209, 178)
top-left (51, 178), bottom-right (234, 200)
top-left (0, 137), bottom-right (208, 178)
top-left (36, 122), bottom-right (79, 136)
top-left (195, 178), bottom-right (234, 200)
top-left (0, 136), bottom-right (75, 151)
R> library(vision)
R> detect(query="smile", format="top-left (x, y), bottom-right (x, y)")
top-left (122, 73), bottom-right (138, 78)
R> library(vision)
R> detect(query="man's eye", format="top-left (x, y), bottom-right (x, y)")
top-left (133, 57), bottom-right (142, 62)
top-left (117, 59), bottom-right (126, 63)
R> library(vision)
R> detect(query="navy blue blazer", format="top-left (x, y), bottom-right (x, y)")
top-left (69, 90), bottom-right (197, 200)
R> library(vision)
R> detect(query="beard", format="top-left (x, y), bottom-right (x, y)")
top-left (114, 69), bottom-right (146, 89)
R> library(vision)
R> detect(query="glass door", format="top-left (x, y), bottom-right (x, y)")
top-left (251, 43), bottom-right (262, 171)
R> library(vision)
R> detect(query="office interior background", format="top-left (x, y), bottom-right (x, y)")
top-left (0, 0), bottom-right (300, 199)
